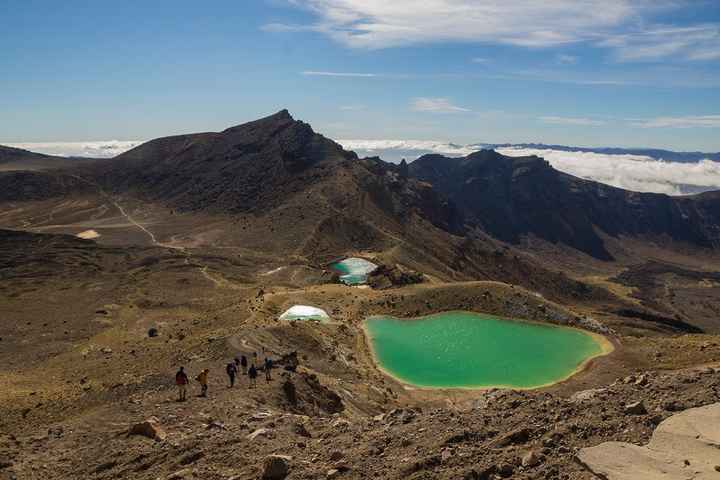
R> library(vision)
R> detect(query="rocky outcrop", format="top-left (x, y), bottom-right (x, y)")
top-left (127, 418), bottom-right (166, 441)
top-left (367, 263), bottom-right (424, 289)
top-left (577, 403), bottom-right (720, 479)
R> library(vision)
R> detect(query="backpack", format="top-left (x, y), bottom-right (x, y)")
top-left (175, 371), bottom-right (187, 385)
top-left (226, 363), bottom-right (236, 375)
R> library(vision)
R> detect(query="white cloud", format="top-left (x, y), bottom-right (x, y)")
top-left (540, 116), bottom-right (606, 126)
top-left (603, 24), bottom-right (720, 62)
top-left (339, 139), bottom-right (477, 157)
top-left (498, 147), bottom-right (720, 195)
top-left (337, 139), bottom-right (720, 195)
top-left (7, 140), bottom-right (142, 158)
top-left (275, 1), bottom-right (718, 63)
top-left (276, 0), bottom-right (639, 49)
top-left (302, 70), bottom-right (379, 77)
top-left (411, 97), bottom-right (470, 113)
top-left (340, 104), bottom-right (367, 111)
top-left (629, 115), bottom-right (720, 129)
top-left (555, 54), bottom-right (577, 64)
top-left (471, 57), bottom-right (490, 63)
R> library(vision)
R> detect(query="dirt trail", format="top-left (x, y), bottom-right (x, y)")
top-left (69, 175), bottom-right (249, 291)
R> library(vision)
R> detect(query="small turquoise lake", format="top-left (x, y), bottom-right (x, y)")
top-left (331, 258), bottom-right (378, 285)
top-left (365, 311), bottom-right (609, 389)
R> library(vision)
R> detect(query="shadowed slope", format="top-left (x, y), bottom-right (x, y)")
top-left (409, 150), bottom-right (720, 259)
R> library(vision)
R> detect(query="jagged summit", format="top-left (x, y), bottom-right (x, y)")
top-left (221, 109), bottom-right (297, 134)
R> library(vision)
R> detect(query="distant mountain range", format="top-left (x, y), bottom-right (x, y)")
top-left (481, 143), bottom-right (720, 163)
top-left (339, 140), bottom-right (720, 195)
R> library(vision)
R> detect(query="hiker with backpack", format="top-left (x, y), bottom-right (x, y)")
top-left (240, 355), bottom-right (248, 375)
top-left (248, 364), bottom-right (258, 388)
top-left (175, 366), bottom-right (189, 402)
top-left (264, 357), bottom-right (273, 382)
top-left (226, 361), bottom-right (238, 388)
top-left (196, 368), bottom-right (209, 397)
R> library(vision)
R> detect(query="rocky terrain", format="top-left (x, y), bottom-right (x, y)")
top-left (1, 111), bottom-right (719, 479)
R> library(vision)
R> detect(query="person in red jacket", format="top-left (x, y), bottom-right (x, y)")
top-left (175, 366), bottom-right (189, 402)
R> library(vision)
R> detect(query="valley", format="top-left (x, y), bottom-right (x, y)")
top-left (1, 111), bottom-right (719, 480)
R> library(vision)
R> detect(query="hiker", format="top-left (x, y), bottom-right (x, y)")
top-left (248, 364), bottom-right (258, 388)
top-left (196, 368), bottom-right (209, 397)
top-left (264, 357), bottom-right (273, 382)
top-left (226, 361), bottom-right (238, 388)
top-left (234, 357), bottom-right (241, 374)
top-left (252, 351), bottom-right (258, 367)
top-left (240, 355), bottom-right (248, 375)
top-left (175, 366), bottom-right (189, 402)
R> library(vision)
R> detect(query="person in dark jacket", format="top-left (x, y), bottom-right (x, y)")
top-left (175, 366), bottom-right (189, 402)
top-left (264, 357), bottom-right (273, 382)
top-left (248, 364), bottom-right (258, 388)
top-left (240, 355), bottom-right (248, 375)
top-left (226, 361), bottom-right (238, 388)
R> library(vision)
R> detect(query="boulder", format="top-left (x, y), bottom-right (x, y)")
top-left (248, 428), bottom-right (271, 440)
top-left (570, 388), bottom-right (607, 402)
top-left (128, 418), bottom-right (166, 441)
top-left (261, 455), bottom-right (291, 480)
top-left (492, 427), bottom-right (533, 448)
top-left (521, 450), bottom-right (542, 468)
top-left (623, 400), bottom-right (647, 415)
top-left (578, 403), bottom-right (720, 480)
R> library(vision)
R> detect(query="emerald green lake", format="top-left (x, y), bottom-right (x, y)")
top-left (365, 312), bottom-right (607, 389)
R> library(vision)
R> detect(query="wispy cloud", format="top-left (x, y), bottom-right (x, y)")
top-left (340, 104), bottom-right (367, 111)
top-left (471, 57), bottom-right (490, 64)
top-left (555, 54), bottom-right (578, 64)
top-left (273, 0), bottom-right (637, 49)
top-left (302, 70), bottom-right (379, 77)
top-left (629, 115), bottom-right (720, 128)
top-left (274, 1), bottom-right (718, 63)
top-left (540, 116), bottom-right (606, 126)
top-left (603, 24), bottom-right (720, 62)
top-left (411, 97), bottom-right (470, 113)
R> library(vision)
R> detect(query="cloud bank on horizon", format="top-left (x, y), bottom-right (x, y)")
top-left (338, 139), bottom-right (720, 195)
top-left (8, 141), bottom-right (142, 159)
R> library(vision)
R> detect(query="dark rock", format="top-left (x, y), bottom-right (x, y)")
top-left (261, 455), bottom-right (291, 480)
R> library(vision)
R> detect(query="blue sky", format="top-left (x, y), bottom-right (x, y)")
top-left (2, 0), bottom-right (720, 150)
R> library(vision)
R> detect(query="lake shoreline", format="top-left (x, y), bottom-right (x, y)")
top-left (363, 310), bottom-right (615, 391)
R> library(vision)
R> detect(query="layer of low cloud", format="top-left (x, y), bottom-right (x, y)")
top-left (338, 139), bottom-right (720, 195)
top-left (411, 97), bottom-right (470, 113)
top-left (8, 141), bottom-right (142, 158)
top-left (498, 147), bottom-right (720, 195)
top-left (274, 1), bottom-right (717, 62)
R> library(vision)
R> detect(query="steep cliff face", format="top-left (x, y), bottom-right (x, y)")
top-left (410, 150), bottom-right (720, 259)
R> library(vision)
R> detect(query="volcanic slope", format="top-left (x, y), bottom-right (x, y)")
top-left (0, 111), bottom-right (604, 307)
top-left (409, 150), bottom-right (720, 260)
top-left (0, 144), bottom-right (100, 172)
